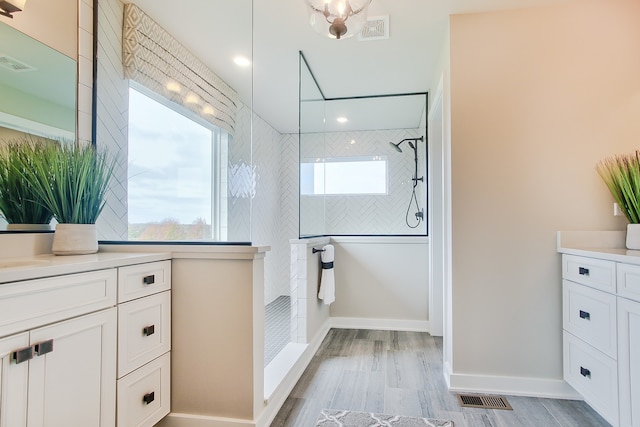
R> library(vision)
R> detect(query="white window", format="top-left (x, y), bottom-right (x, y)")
top-left (127, 86), bottom-right (228, 240)
top-left (301, 156), bottom-right (388, 196)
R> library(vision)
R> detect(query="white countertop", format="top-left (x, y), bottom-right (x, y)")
top-left (0, 252), bottom-right (171, 284)
top-left (557, 230), bottom-right (640, 265)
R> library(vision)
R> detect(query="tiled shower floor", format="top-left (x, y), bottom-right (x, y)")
top-left (265, 295), bottom-right (290, 367)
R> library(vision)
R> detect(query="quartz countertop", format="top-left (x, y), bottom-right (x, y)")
top-left (557, 230), bottom-right (640, 265)
top-left (0, 251), bottom-right (171, 284)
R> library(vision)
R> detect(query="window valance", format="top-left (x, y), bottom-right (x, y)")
top-left (123, 3), bottom-right (238, 135)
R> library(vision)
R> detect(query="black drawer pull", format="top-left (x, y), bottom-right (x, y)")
top-left (579, 310), bottom-right (590, 320)
top-left (12, 346), bottom-right (34, 364)
top-left (578, 267), bottom-right (590, 276)
top-left (143, 325), bottom-right (155, 336)
top-left (142, 275), bottom-right (155, 285)
top-left (34, 339), bottom-right (54, 356)
top-left (143, 391), bottom-right (155, 405)
top-left (580, 367), bottom-right (591, 378)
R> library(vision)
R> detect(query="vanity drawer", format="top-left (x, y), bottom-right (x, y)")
top-left (118, 291), bottom-right (171, 377)
top-left (617, 263), bottom-right (640, 303)
top-left (563, 255), bottom-right (616, 293)
top-left (117, 352), bottom-right (170, 427)
top-left (0, 269), bottom-right (116, 338)
top-left (118, 261), bottom-right (171, 303)
top-left (563, 280), bottom-right (617, 358)
top-left (563, 331), bottom-right (618, 426)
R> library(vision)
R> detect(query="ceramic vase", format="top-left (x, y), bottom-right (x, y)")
top-left (52, 224), bottom-right (98, 255)
top-left (626, 224), bottom-right (640, 250)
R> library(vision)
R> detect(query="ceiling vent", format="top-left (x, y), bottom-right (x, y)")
top-left (358, 15), bottom-right (389, 41)
top-left (0, 54), bottom-right (36, 72)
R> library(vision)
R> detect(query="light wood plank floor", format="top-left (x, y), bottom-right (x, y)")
top-left (270, 329), bottom-right (610, 426)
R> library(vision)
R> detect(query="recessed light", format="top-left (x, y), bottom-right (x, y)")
top-left (166, 81), bottom-right (181, 93)
top-left (233, 56), bottom-right (251, 67)
top-left (337, 117), bottom-right (348, 123)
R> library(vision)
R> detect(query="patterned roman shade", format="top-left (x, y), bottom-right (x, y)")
top-left (122, 3), bottom-right (238, 135)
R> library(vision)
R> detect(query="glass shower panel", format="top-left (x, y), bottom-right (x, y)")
top-left (299, 92), bottom-right (428, 236)
top-left (299, 53), bottom-right (327, 237)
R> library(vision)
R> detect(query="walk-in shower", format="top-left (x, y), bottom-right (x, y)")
top-left (389, 136), bottom-right (424, 228)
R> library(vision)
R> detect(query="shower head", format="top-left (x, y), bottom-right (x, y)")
top-left (389, 141), bottom-right (403, 153)
top-left (390, 137), bottom-right (424, 154)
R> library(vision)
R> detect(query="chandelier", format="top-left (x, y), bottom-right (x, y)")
top-left (305, 0), bottom-right (373, 40)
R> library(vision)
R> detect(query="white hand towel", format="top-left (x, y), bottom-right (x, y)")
top-left (318, 244), bottom-right (335, 305)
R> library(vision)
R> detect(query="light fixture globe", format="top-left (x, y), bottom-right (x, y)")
top-left (306, 0), bottom-right (372, 40)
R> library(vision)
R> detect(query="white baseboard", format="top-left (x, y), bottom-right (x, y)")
top-left (156, 413), bottom-right (256, 427)
top-left (331, 317), bottom-right (430, 332)
top-left (447, 371), bottom-right (582, 400)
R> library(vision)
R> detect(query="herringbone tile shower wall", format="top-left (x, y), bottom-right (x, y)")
top-left (300, 129), bottom-right (427, 236)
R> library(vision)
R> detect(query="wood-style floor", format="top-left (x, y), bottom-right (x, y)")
top-left (270, 329), bottom-right (610, 427)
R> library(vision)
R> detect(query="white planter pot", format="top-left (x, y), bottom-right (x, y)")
top-left (626, 224), bottom-right (640, 250)
top-left (52, 224), bottom-right (98, 255)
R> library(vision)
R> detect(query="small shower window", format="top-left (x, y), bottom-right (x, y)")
top-left (301, 156), bottom-right (388, 196)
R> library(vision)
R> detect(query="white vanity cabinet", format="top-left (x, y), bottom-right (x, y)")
top-left (0, 269), bottom-right (118, 427)
top-left (0, 254), bottom-right (172, 427)
top-left (561, 253), bottom-right (640, 427)
top-left (116, 260), bottom-right (171, 427)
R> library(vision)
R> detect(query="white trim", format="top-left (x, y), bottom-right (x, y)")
top-left (447, 372), bottom-right (583, 400)
top-left (157, 413), bottom-right (256, 427)
top-left (256, 320), bottom-right (331, 427)
top-left (330, 236), bottom-right (429, 245)
top-left (0, 111), bottom-right (75, 141)
top-left (264, 342), bottom-right (307, 400)
top-left (331, 317), bottom-right (430, 332)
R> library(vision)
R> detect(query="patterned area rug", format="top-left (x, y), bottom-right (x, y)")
top-left (316, 409), bottom-right (454, 427)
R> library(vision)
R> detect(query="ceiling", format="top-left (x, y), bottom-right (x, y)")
top-left (125, 0), bottom-right (569, 134)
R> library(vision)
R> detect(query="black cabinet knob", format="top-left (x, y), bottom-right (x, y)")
top-left (579, 310), bottom-right (591, 320)
top-left (143, 275), bottom-right (155, 285)
top-left (34, 339), bottom-right (54, 356)
top-left (143, 325), bottom-right (155, 336)
top-left (143, 391), bottom-right (155, 405)
top-left (12, 346), bottom-right (34, 364)
top-left (580, 366), bottom-right (591, 378)
top-left (578, 267), bottom-right (590, 276)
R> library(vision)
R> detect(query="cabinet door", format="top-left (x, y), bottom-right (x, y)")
top-left (26, 309), bottom-right (117, 427)
top-left (0, 333), bottom-right (29, 427)
top-left (619, 297), bottom-right (640, 427)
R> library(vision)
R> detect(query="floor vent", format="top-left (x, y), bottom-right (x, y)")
top-left (456, 393), bottom-right (512, 410)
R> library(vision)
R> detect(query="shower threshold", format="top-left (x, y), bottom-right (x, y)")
top-left (264, 342), bottom-right (307, 402)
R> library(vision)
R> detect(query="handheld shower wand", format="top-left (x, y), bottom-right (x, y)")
top-left (389, 136), bottom-right (425, 228)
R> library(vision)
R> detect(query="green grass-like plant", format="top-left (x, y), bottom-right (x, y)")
top-left (28, 143), bottom-right (116, 224)
top-left (596, 150), bottom-right (640, 224)
top-left (0, 139), bottom-right (54, 224)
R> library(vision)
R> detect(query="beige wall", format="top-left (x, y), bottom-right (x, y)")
top-left (331, 238), bottom-right (429, 324)
top-left (1, 0), bottom-right (77, 59)
top-left (449, 0), bottom-right (640, 383)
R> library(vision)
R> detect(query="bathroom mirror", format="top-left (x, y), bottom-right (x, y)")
top-left (0, 21), bottom-right (77, 231)
top-left (0, 22), bottom-right (76, 142)
top-left (299, 53), bottom-right (427, 237)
